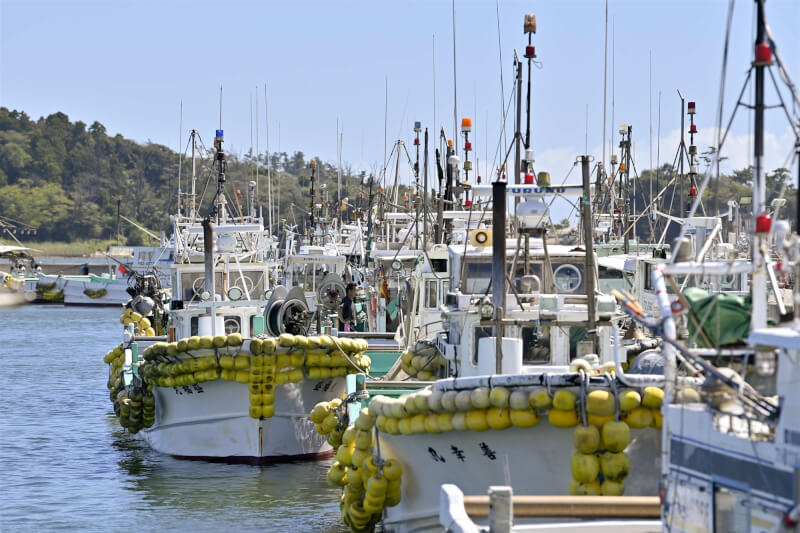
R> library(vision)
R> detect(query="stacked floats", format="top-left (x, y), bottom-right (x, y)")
top-left (120, 308), bottom-right (157, 337)
top-left (398, 346), bottom-right (448, 381)
top-left (312, 401), bottom-right (403, 533)
top-left (104, 333), bottom-right (371, 434)
top-left (103, 344), bottom-right (155, 433)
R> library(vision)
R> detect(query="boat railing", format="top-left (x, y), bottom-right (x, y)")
top-left (439, 484), bottom-right (661, 533)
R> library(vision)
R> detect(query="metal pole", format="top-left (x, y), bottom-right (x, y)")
top-left (492, 181), bottom-right (507, 310)
top-left (679, 97), bottom-right (685, 219)
top-left (190, 130), bottom-right (197, 219)
top-left (581, 156), bottom-right (598, 353)
top-left (514, 58), bottom-right (523, 186)
top-left (493, 171), bottom-right (507, 375)
top-left (624, 126), bottom-right (632, 254)
top-left (392, 140), bottom-right (403, 209)
top-left (423, 128), bottom-right (429, 251)
top-left (203, 218), bottom-right (216, 302)
top-left (495, 306), bottom-right (504, 374)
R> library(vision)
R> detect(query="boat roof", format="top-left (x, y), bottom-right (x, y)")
top-left (0, 245), bottom-right (38, 257)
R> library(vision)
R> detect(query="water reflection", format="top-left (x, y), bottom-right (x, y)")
top-left (2, 306), bottom-right (347, 533)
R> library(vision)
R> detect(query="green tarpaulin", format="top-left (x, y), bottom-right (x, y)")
top-left (683, 287), bottom-right (751, 347)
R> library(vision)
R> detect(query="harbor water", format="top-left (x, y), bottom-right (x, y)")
top-left (0, 305), bottom-right (346, 532)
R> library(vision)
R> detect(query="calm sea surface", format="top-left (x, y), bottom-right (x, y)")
top-left (0, 305), bottom-right (345, 532)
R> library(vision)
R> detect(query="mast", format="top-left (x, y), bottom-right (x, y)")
top-left (309, 159), bottom-right (317, 240)
top-left (423, 128), bottom-right (429, 252)
top-left (414, 122), bottom-right (422, 249)
top-left (190, 129), bottom-right (197, 219)
top-left (392, 140), bottom-right (403, 210)
top-left (514, 54), bottom-right (523, 188)
top-left (213, 129), bottom-right (228, 224)
top-left (751, 0), bottom-right (768, 329)
top-left (581, 155), bottom-right (597, 352)
top-left (524, 14), bottom-right (536, 154)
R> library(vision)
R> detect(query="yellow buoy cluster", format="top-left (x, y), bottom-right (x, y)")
top-left (120, 308), bottom-right (156, 337)
top-left (105, 333), bottom-right (372, 433)
top-left (104, 344), bottom-right (126, 402)
top-left (310, 398), bottom-right (346, 447)
top-left (115, 388), bottom-right (155, 434)
top-left (568, 386), bottom-right (664, 496)
top-left (399, 349), bottom-right (447, 381)
top-left (315, 403), bottom-right (403, 533)
top-left (363, 386), bottom-right (542, 435)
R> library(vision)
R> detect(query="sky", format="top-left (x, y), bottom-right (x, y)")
top-left (1, 0), bottom-right (799, 217)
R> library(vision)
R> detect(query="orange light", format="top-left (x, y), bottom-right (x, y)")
top-left (447, 139), bottom-right (454, 148)
top-left (461, 118), bottom-right (472, 132)
top-left (619, 162), bottom-right (626, 172)
top-left (310, 160), bottom-right (317, 168)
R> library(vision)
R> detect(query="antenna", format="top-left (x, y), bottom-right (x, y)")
top-left (495, 0), bottom-right (508, 155)
top-left (218, 85), bottom-right (223, 130)
top-left (611, 20), bottom-right (615, 167)
top-left (265, 83), bottom-right (273, 234)
top-left (178, 100), bottom-right (183, 217)
top-left (602, 0), bottom-right (608, 176)
top-left (383, 76), bottom-right (388, 186)
top-left (451, 0), bottom-right (458, 156)
top-left (256, 86), bottom-right (260, 207)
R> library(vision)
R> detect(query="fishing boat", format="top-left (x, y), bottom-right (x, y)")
top-left (22, 245), bottom-right (172, 305)
top-left (0, 245), bottom-right (37, 306)
top-left (102, 128), bottom-right (388, 463)
top-left (652, 2), bottom-right (800, 530)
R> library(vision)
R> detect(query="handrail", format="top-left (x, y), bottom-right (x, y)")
top-left (462, 495), bottom-right (661, 518)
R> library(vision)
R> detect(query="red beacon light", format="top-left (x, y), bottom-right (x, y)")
top-left (477, 175), bottom-right (482, 184)
top-left (689, 124), bottom-right (697, 134)
top-left (524, 173), bottom-right (534, 184)
top-left (524, 45), bottom-right (536, 59)
top-left (465, 199), bottom-right (473, 207)
top-left (689, 186), bottom-right (697, 197)
top-left (756, 212), bottom-right (772, 233)
top-left (464, 141), bottom-right (472, 151)
top-left (755, 42), bottom-right (773, 65)
top-left (687, 101), bottom-right (696, 115)
top-left (413, 137), bottom-right (420, 146)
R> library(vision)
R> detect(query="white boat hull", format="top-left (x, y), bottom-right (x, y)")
top-left (0, 285), bottom-right (27, 307)
top-left (145, 378), bottom-right (346, 462)
top-left (378, 423), bottom-right (661, 532)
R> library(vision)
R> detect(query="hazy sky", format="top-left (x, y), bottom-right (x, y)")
top-left (2, 0), bottom-right (798, 198)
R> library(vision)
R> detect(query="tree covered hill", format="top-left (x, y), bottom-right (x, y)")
top-left (0, 107), bottom-right (795, 246)
top-left (0, 107), bottom-right (384, 245)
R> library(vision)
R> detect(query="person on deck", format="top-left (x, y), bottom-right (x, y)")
top-left (338, 283), bottom-right (356, 332)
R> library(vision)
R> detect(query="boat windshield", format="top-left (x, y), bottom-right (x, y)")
top-left (598, 265), bottom-right (633, 294)
top-left (461, 258), bottom-right (586, 294)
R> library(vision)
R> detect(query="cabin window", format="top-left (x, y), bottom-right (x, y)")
top-left (464, 262), bottom-right (493, 293)
top-left (430, 258), bottom-right (447, 273)
top-left (190, 316), bottom-right (199, 336)
top-left (472, 326), bottom-right (494, 366)
top-left (425, 280), bottom-right (438, 308)
top-left (522, 326), bottom-right (550, 364)
top-left (598, 265), bottom-right (632, 294)
top-left (713, 484), bottom-right (748, 533)
top-left (224, 315), bottom-right (241, 335)
top-left (442, 280), bottom-right (449, 295)
top-left (180, 272), bottom-right (224, 301)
